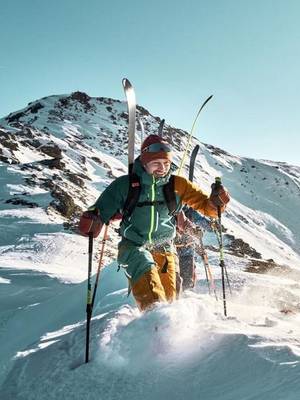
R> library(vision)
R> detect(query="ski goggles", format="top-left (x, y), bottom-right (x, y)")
top-left (141, 143), bottom-right (172, 153)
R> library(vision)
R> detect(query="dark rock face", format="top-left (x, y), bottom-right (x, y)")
top-left (0, 131), bottom-right (20, 163)
top-left (64, 171), bottom-right (88, 187)
top-left (5, 197), bottom-right (39, 208)
top-left (226, 234), bottom-right (262, 259)
top-left (39, 144), bottom-right (62, 158)
top-left (38, 158), bottom-right (65, 169)
top-left (0, 134), bottom-right (19, 151)
top-left (58, 92), bottom-right (94, 113)
top-left (136, 105), bottom-right (150, 117)
top-left (205, 143), bottom-right (230, 157)
top-left (6, 102), bottom-right (44, 123)
top-left (28, 102), bottom-right (44, 114)
top-left (70, 91), bottom-right (91, 104)
top-left (245, 258), bottom-right (287, 274)
top-left (6, 111), bottom-right (27, 124)
top-left (49, 187), bottom-right (81, 219)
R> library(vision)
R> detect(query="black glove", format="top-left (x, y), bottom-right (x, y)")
top-left (210, 180), bottom-right (230, 208)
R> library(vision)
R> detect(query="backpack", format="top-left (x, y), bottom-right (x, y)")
top-left (122, 173), bottom-right (179, 221)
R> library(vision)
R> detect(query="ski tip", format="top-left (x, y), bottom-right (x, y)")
top-left (203, 95), bottom-right (213, 105)
top-left (122, 78), bottom-right (132, 88)
top-left (190, 144), bottom-right (200, 157)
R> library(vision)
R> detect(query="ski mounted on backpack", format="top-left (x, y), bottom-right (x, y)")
top-left (178, 95), bottom-right (213, 176)
top-left (121, 81), bottom-right (180, 221)
top-left (158, 119), bottom-right (165, 137)
top-left (138, 117), bottom-right (145, 144)
top-left (189, 144), bottom-right (200, 182)
top-left (122, 78), bottom-right (136, 174)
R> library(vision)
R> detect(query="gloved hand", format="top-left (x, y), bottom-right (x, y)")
top-left (79, 210), bottom-right (103, 238)
top-left (209, 181), bottom-right (230, 209)
top-left (110, 212), bottom-right (122, 221)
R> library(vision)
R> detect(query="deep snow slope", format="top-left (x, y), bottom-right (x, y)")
top-left (0, 91), bottom-right (300, 399)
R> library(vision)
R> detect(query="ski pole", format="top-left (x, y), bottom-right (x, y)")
top-left (85, 233), bottom-right (94, 363)
top-left (224, 262), bottom-right (232, 295)
top-left (213, 227), bottom-right (232, 295)
top-left (195, 240), bottom-right (210, 294)
top-left (91, 224), bottom-right (109, 309)
top-left (197, 235), bottom-right (218, 300)
top-left (202, 250), bottom-right (218, 300)
top-left (202, 253), bottom-right (211, 295)
top-left (213, 177), bottom-right (227, 317)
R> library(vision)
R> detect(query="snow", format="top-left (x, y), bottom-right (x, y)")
top-left (0, 208), bottom-right (56, 223)
top-left (6, 184), bottom-right (48, 196)
top-left (223, 201), bottom-right (300, 267)
top-left (1, 263), bottom-right (300, 399)
top-left (0, 92), bottom-right (300, 399)
top-left (13, 144), bottom-right (51, 164)
top-left (0, 233), bottom-right (97, 283)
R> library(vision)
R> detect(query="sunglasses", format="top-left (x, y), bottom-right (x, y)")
top-left (142, 143), bottom-right (172, 153)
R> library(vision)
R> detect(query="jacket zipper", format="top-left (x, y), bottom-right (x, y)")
top-left (148, 176), bottom-right (156, 244)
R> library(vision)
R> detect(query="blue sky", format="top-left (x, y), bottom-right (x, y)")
top-left (1, 0), bottom-right (299, 165)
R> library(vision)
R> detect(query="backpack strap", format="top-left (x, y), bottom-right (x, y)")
top-left (122, 173), bottom-right (179, 221)
top-left (163, 175), bottom-right (179, 216)
top-left (122, 173), bottom-right (141, 220)
top-left (136, 200), bottom-right (165, 207)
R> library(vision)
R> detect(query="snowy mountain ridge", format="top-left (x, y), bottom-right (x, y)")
top-left (0, 91), bottom-right (299, 279)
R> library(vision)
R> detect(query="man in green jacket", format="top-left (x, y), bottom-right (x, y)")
top-left (79, 135), bottom-right (230, 311)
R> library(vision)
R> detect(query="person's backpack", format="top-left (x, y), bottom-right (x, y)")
top-left (122, 173), bottom-right (180, 221)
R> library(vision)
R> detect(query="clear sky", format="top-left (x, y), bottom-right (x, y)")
top-left (1, 0), bottom-right (299, 165)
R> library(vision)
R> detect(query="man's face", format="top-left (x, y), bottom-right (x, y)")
top-left (144, 158), bottom-right (171, 178)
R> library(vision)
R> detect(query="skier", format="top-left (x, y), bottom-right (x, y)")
top-left (79, 134), bottom-right (230, 311)
top-left (175, 208), bottom-right (215, 291)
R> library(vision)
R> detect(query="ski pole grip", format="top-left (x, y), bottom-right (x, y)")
top-left (214, 177), bottom-right (222, 219)
top-left (215, 176), bottom-right (222, 187)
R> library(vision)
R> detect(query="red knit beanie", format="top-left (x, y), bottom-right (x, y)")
top-left (140, 135), bottom-right (173, 166)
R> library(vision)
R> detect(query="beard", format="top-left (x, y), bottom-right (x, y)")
top-left (153, 171), bottom-right (167, 178)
